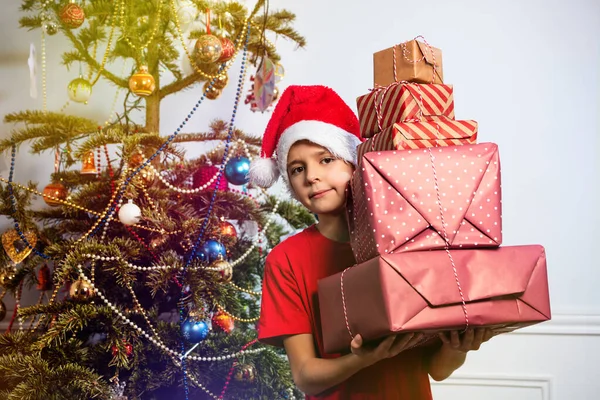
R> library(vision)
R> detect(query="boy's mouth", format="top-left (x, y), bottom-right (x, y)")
top-left (309, 189), bottom-right (332, 199)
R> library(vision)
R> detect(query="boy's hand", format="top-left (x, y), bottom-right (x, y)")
top-left (438, 328), bottom-right (494, 353)
top-left (350, 333), bottom-right (424, 367)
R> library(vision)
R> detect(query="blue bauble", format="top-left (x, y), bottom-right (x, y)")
top-left (181, 319), bottom-right (210, 343)
top-left (224, 156), bottom-right (250, 186)
top-left (194, 248), bottom-right (208, 263)
top-left (202, 239), bottom-right (226, 263)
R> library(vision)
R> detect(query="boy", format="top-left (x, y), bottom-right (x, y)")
top-left (249, 85), bottom-right (493, 399)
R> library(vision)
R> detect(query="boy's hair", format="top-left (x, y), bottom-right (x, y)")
top-left (248, 85), bottom-right (364, 190)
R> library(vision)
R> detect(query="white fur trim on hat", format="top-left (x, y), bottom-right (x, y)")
top-left (276, 120), bottom-right (362, 187)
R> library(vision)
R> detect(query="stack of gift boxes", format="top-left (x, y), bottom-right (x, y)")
top-left (318, 37), bottom-right (551, 354)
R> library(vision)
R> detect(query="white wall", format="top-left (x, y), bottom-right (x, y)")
top-left (1, 0), bottom-right (599, 399)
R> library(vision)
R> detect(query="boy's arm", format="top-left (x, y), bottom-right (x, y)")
top-left (283, 332), bottom-right (424, 396)
top-left (428, 328), bottom-right (494, 381)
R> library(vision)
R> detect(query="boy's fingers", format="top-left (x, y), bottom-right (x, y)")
top-left (450, 331), bottom-right (461, 348)
top-left (350, 334), bottom-right (363, 350)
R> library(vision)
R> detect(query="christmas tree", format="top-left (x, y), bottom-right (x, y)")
top-left (0, 1), bottom-right (309, 399)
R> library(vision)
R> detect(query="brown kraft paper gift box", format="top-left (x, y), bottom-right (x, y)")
top-left (374, 38), bottom-right (443, 87)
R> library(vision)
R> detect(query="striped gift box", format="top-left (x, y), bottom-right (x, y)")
top-left (356, 83), bottom-right (455, 138)
top-left (357, 119), bottom-right (478, 161)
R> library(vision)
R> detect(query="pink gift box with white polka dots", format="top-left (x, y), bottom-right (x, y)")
top-left (347, 142), bottom-right (502, 264)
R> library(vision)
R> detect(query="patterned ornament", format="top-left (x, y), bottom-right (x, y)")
top-left (181, 319), bottom-right (210, 343)
top-left (202, 239), bottom-right (226, 263)
top-left (234, 363), bottom-right (256, 383)
top-left (253, 57), bottom-right (276, 112)
top-left (224, 156), bottom-right (250, 186)
top-left (118, 200), bottom-right (142, 225)
top-left (129, 152), bottom-right (145, 168)
top-left (42, 182), bottom-right (68, 207)
top-left (129, 65), bottom-right (156, 97)
top-left (212, 74), bottom-right (228, 90)
top-left (69, 278), bottom-right (94, 301)
top-left (0, 300), bottom-right (6, 322)
top-left (67, 76), bottom-right (92, 103)
top-left (37, 264), bottom-right (53, 291)
top-left (211, 310), bottom-right (234, 333)
top-left (194, 34), bottom-right (223, 64)
top-left (0, 268), bottom-right (16, 287)
top-left (203, 81), bottom-right (221, 100)
top-left (42, 21), bottom-right (59, 36)
top-left (219, 220), bottom-right (237, 242)
top-left (2, 229), bottom-right (36, 264)
top-left (211, 259), bottom-right (232, 283)
top-left (192, 165), bottom-right (228, 192)
top-left (218, 37), bottom-right (235, 62)
top-left (59, 2), bottom-right (85, 29)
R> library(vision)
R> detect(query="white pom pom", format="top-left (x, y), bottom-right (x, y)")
top-left (248, 157), bottom-right (280, 188)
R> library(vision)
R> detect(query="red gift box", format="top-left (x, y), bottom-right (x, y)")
top-left (356, 118), bottom-right (478, 162)
top-left (356, 83), bottom-right (455, 138)
top-left (347, 143), bottom-right (502, 264)
top-left (317, 245), bottom-right (551, 354)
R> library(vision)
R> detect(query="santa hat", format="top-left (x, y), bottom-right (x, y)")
top-left (248, 85), bottom-right (364, 188)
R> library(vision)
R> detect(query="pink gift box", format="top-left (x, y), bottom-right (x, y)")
top-left (318, 245), bottom-right (551, 354)
top-left (347, 142), bottom-right (502, 264)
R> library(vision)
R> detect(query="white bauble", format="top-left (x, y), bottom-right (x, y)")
top-left (118, 199), bottom-right (142, 225)
top-left (176, 0), bottom-right (198, 32)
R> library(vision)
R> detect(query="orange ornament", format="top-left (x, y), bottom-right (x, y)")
top-left (59, 2), bottom-right (85, 29)
top-left (212, 311), bottom-right (234, 333)
top-left (42, 182), bottom-right (68, 207)
top-left (129, 66), bottom-right (156, 97)
top-left (219, 220), bottom-right (237, 242)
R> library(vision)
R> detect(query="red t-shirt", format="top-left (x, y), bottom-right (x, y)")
top-left (258, 225), bottom-right (436, 399)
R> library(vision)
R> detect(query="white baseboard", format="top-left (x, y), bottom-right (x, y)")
top-left (431, 373), bottom-right (553, 400)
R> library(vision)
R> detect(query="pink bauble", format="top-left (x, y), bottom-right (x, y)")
top-left (192, 165), bottom-right (228, 191)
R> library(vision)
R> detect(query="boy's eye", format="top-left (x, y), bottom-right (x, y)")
top-left (290, 166), bottom-right (304, 176)
top-left (321, 157), bottom-right (335, 164)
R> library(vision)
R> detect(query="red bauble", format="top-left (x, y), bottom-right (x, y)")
top-left (192, 165), bottom-right (228, 192)
top-left (211, 311), bottom-right (234, 333)
top-left (219, 220), bottom-right (237, 241)
top-left (112, 341), bottom-right (133, 357)
top-left (218, 37), bottom-right (235, 63)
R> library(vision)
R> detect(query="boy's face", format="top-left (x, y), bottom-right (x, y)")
top-left (286, 141), bottom-right (354, 216)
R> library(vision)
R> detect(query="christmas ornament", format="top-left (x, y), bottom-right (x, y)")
top-left (181, 319), bottom-right (210, 343)
top-left (212, 310), bottom-right (234, 333)
top-left (273, 86), bottom-right (280, 102)
top-left (0, 300), bottom-right (6, 322)
top-left (118, 200), bottom-right (142, 225)
top-left (2, 229), bottom-right (37, 264)
top-left (42, 182), bottom-right (68, 206)
top-left (192, 165), bottom-right (228, 192)
top-left (218, 37), bottom-right (235, 62)
top-left (194, 248), bottom-right (208, 263)
top-left (80, 151), bottom-right (97, 174)
top-left (253, 57), bottom-right (276, 112)
top-left (176, 0), bottom-right (198, 31)
top-left (111, 341), bottom-right (133, 357)
top-left (0, 268), bottom-right (16, 287)
top-left (129, 65), bottom-right (156, 97)
top-left (202, 239), bottom-right (226, 263)
top-left (211, 259), bottom-right (232, 283)
top-left (224, 156), bottom-right (250, 185)
top-left (42, 21), bottom-right (59, 36)
top-left (219, 220), bottom-right (237, 242)
top-left (203, 81), bottom-right (221, 100)
top-left (59, 1), bottom-right (85, 29)
top-left (129, 152), bottom-right (144, 167)
top-left (69, 278), bottom-right (94, 301)
top-left (37, 264), bottom-right (52, 291)
top-left (275, 63), bottom-right (285, 83)
top-left (67, 76), bottom-right (92, 103)
top-left (138, 167), bottom-right (155, 186)
top-left (194, 34), bottom-right (222, 64)
top-left (212, 74), bottom-right (228, 90)
top-left (234, 363), bottom-right (256, 383)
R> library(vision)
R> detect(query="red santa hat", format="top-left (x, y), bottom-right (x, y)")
top-left (248, 85), bottom-right (364, 188)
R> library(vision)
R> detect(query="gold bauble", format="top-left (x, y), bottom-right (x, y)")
top-left (234, 364), bottom-right (256, 383)
top-left (194, 34), bottom-right (223, 64)
top-left (70, 278), bottom-right (94, 301)
top-left (213, 74), bottom-right (228, 90)
top-left (129, 65), bottom-right (156, 97)
top-left (203, 81), bottom-right (221, 100)
top-left (0, 268), bottom-right (16, 287)
top-left (211, 259), bottom-right (232, 283)
top-left (42, 182), bottom-right (68, 207)
top-left (138, 166), bottom-right (155, 186)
